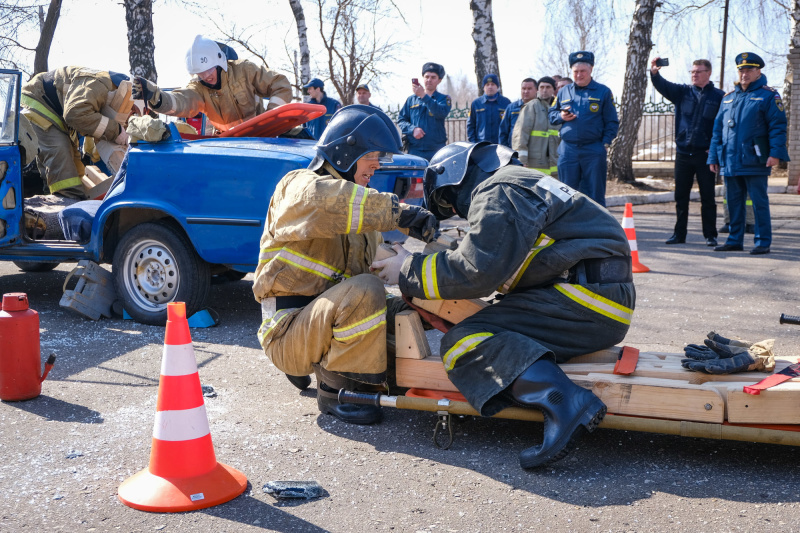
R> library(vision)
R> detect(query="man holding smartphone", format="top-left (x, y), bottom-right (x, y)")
top-left (397, 62), bottom-right (452, 160)
top-left (548, 51), bottom-right (619, 206)
top-left (650, 56), bottom-right (724, 247)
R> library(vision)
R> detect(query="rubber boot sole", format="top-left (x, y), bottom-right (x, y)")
top-left (519, 398), bottom-right (607, 469)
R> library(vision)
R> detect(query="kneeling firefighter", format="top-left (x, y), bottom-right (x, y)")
top-left (252, 105), bottom-right (439, 425)
top-left (372, 142), bottom-right (636, 468)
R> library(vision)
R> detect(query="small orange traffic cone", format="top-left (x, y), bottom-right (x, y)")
top-left (622, 203), bottom-right (650, 273)
top-left (118, 302), bottom-right (247, 512)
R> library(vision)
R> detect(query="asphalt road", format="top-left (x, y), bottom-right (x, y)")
top-left (2, 193), bottom-right (800, 532)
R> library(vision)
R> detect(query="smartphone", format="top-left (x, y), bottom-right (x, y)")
top-left (412, 78), bottom-right (419, 86)
top-left (655, 58), bottom-right (669, 67)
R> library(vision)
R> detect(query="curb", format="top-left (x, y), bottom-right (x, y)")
top-left (606, 184), bottom-right (791, 207)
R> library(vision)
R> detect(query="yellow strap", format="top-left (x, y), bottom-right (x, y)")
top-left (499, 234), bottom-right (554, 293)
top-left (530, 130), bottom-right (548, 137)
top-left (49, 176), bottom-right (84, 194)
top-left (554, 283), bottom-right (633, 325)
top-left (443, 332), bottom-right (494, 371)
top-left (21, 95), bottom-right (67, 132)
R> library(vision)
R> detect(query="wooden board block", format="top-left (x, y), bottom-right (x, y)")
top-left (422, 233), bottom-right (459, 254)
top-left (396, 355), bottom-right (457, 392)
top-left (84, 165), bottom-right (108, 186)
top-left (395, 310), bottom-right (431, 360)
top-left (410, 297), bottom-right (489, 324)
top-left (571, 373), bottom-right (725, 423)
top-left (727, 381), bottom-right (800, 424)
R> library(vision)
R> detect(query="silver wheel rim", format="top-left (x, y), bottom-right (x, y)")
top-left (122, 239), bottom-right (180, 312)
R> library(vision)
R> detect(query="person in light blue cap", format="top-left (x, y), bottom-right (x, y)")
top-left (548, 51), bottom-right (619, 206)
top-left (303, 78), bottom-right (341, 139)
top-left (467, 73), bottom-right (511, 144)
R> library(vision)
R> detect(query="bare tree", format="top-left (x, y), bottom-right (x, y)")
top-left (608, 0), bottom-right (659, 183)
top-left (0, 0), bottom-right (61, 76)
top-left (470, 0), bottom-right (500, 94)
top-left (289, 0), bottom-right (311, 95)
top-left (123, 0), bottom-right (157, 81)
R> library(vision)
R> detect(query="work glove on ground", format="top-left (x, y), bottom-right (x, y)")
top-left (397, 204), bottom-right (439, 243)
top-left (682, 331), bottom-right (775, 374)
top-left (132, 77), bottom-right (162, 108)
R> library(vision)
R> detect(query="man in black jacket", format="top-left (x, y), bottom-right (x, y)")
top-left (650, 57), bottom-right (724, 246)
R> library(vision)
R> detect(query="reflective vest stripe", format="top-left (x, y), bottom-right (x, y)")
top-left (554, 283), bottom-right (633, 325)
top-left (549, 166), bottom-right (559, 174)
top-left (421, 253), bottom-right (441, 300)
top-left (443, 332), bottom-right (494, 371)
top-left (92, 115), bottom-right (109, 139)
top-left (333, 307), bottom-right (387, 341)
top-left (530, 130), bottom-right (548, 137)
top-left (548, 129), bottom-right (559, 136)
top-left (531, 167), bottom-right (552, 175)
top-left (257, 246), bottom-right (345, 282)
top-left (49, 176), bottom-right (84, 194)
top-left (346, 186), bottom-right (368, 234)
top-left (258, 308), bottom-right (294, 345)
top-left (499, 234), bottom-right (554, 293)
top-left (21, 94), bottom-right (67, 132)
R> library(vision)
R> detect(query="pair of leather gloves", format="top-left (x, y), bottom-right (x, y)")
top-left (682, 331), bottom-right (775, 374)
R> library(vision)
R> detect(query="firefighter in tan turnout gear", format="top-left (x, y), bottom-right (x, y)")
top-left (21, 67), bottom-right (132, 198)
top-left (512, 76), bottom-right (560, 176)
top-left (373, 142), bottom-right (636, 468)
top-left (252, 105), bottom-right (439, 425)
top-left (133, 35), bottom-right (292, 134)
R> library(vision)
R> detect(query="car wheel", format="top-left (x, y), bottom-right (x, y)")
top-left (13, 261), bottom-right (59, 273)
top-left (112, 221), bottom-right (210, 326)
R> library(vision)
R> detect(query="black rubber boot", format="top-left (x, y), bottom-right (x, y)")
top-left (285, 374), bottom-right (312, 390)
top-left (510, 358), bottom-right (606, 469)
top-left (313, 365), bottom-right (383, 425)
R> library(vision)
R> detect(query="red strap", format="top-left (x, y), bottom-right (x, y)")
top-left (402, 296), bottom-right (454, 333)
top-left (613, 346), bottom-right (640, 375)
top-left (743, 362), bottom-right (800, 395)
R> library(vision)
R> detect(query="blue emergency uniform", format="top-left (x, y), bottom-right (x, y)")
top-left (397, 91), bottom-right (452, 161)
top-left (467, 93), bottom-right (512, 144)
top-left (305, 93), bottom-right (342, 140)
top-left (549, 80), bottom-right (619, 206)
top-left (499, 99), bottom-right (525, 147)
top-left (707, 74), bottom-right (789, 250)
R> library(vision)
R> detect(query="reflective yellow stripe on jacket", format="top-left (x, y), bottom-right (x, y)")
top-left (346, 186), bottom-right (369, 234)
top-left (498, 234), bottom-right (554, 293)
top-left (21, 94), bottom-right (67, 132)
top-left (421, 252), bottom-right (441, 300)
top-left (258, 308), bottom-right (294, 346)
top-left (443, 332), bottom-right (494, 371)
top-left (49, 177), bottom-right (85, 194)
top-left (259, 246), bottom-right (346, 282)
top-left (333, 307), bottom-right (387, 342)
top-left (554, 283), bottom-right (633, 325)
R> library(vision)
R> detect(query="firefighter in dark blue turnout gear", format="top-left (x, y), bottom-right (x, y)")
top-left (708, 52), bottom-right (789, 255)
top-left (372, 142), bottom-right (635, 469)
top-left (303, 78), bottom-right (342, 140)
top-left (549, 51), bottom-right (619, 206)
top-left (467, 74), bottom-right (511, 144)
top-left (499, 78), bottom-right (538, 147)
top-left (397, 62), bottom-right (452, 161)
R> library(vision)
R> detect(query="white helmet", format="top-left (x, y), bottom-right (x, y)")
top-left (185, 35), bottom-right (228, 75)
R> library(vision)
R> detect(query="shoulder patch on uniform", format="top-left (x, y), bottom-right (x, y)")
top-left (446, 96), bottom-right (452, 106)
top-left (774, 93), bottom-right (785, 111)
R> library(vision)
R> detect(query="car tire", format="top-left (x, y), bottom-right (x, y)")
top-left (13, 261), bottom-right (59, 273)
top-left (112, 221), bottom-right (210, 326)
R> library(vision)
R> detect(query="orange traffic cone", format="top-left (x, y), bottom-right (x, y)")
top-left (118, 302), bottom-right (247, 512)
top-left (622, 203), bottom-right (650, 273)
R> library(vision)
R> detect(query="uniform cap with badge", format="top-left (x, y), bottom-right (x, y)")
top-left (569, 51), bottom-right (595, 67)
top-left (303, 78), bottom-right (325, 89)
top-left (735, 52), bottom-right (765, 70)
top-left (422, 62), bottom-right (446, 79)
top-left (482, 74), bottom-right (500, 87)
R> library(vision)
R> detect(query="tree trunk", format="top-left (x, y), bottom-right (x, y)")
top-left (124, 0), bottom-right (157, 82)
top-left (786, 1), bottom-right (800, 186)
top-left (470, 0), bottom-right (500, 94)
top-left (288, 0), bottom-right (311, 98)
top-left (607, 0), bottom-right (658, 183)
top-left (33, 0), bottom-right (61, 75)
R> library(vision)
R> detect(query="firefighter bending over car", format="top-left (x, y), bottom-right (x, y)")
top-left (133, 35), bottom-right (292, 134)
top-left (373, 142), bottom-right (636, 468)
top-left (252, 105), bottom-right (439, 425)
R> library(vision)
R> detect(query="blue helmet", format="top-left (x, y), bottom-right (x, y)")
top-left (424, 142), bottom-right (517, 219)
top-left (309, 105), bottom-right (402, 173)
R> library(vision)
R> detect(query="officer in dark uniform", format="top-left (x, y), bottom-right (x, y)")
top-left (304, 78), bottom-right (342, 140)
top-left (373, 142), bottom-right (635, 469)
top-left (499, 78), bottom-right (538, 147)
top-left (708, 52), bottom-right (789, 255)
top-left (549, 51), bottom-right (619, 206)
top-left (397, 62), bottom-right (452, 161)
top-left (467, 74), bottom-right (511, 144)
top-left (355, 83), bottom-right (381, 111)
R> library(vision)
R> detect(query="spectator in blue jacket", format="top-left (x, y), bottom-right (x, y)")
top-left (499, 78), bottom-right (537, 147)
top-left (467, 74), bottom-right (511, 144)
top-left (397, 62), bottom-right (452, 161)
top-left (549, 51), bottom-right (619, 206)
top-left (708, 52), bottom-right (789, 255)
top-left (355, 83), bottom-right (381, 111)
top-left (651, 57), bottom-right (724, 247)
top-left (304, 78), bottom-right (341, 139)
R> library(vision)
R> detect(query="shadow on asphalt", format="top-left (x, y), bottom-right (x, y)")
top-left (200, 489), bottom-right (330, 532)
top-left (1, 394), bottom-right (103, 423)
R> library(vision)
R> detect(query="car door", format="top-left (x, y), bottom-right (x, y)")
top-left (0, 69), bottom-right (23, 246)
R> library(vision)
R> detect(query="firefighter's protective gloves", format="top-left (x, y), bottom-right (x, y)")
top-left (114, 124), bottom-right (129, 145)
top-left (397, 205), bottom-right (439, 243)
top-left (132, 77), bottom-right (162, 108)
top-left (371, 244), bottom-right (410, 285)
top-left (682, 331), bottom-right (775, 374)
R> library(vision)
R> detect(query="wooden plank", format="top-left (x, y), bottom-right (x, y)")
top-left (395, 310), bottom-right (431, 360)
top-left (84, 165), bottom-right (107, 186)
top-left (410, 297), bottom-right (489, 324)
top-left (570, 373), bottom-right (725, 423)
top-left (396, 355), bottom-right (457, 392)
top-left (727, 381), bottom-right (800, 424)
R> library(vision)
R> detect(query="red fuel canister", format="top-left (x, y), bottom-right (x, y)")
top-left (0, 293), bottom-right (55, 401)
